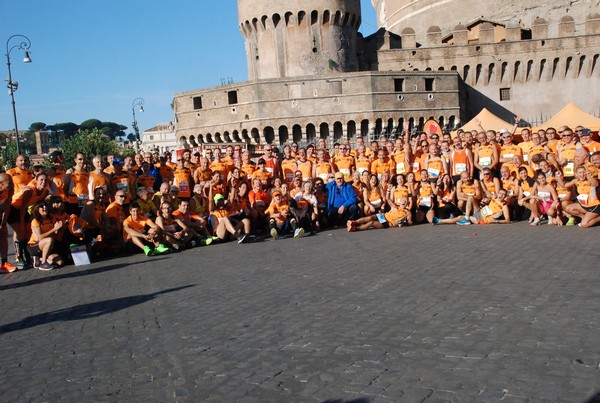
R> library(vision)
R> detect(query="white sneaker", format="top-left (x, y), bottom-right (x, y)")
top-left (293, 228), bottom-right (305, 238)
top-left (530, 217), bottom-right (540, 226)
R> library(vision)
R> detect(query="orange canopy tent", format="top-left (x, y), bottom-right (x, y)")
top-left (453, 108), bottom-right (513, 136)
top-left (532, 102), bottom-right (600, 132)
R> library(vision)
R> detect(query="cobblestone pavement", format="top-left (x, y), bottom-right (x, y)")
top-left (1, 223), bottom-right (599, 402)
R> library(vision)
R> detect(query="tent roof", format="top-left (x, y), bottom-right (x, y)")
top-left (532, 103), bottom-right (600, 132)
top-left (454, 108), bottom-right (513, 135)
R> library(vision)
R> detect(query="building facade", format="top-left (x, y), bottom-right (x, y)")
top-left (172, 1), bottom-right (599, 148)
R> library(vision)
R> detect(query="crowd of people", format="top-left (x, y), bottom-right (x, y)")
top-left (0, 119), bottom-right (598, 272)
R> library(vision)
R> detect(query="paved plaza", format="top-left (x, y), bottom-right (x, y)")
top-left (0, 223), bottom-right (599, 402)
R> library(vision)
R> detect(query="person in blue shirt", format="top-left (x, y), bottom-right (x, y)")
top-left (325, 172), bottom-right (359, 227)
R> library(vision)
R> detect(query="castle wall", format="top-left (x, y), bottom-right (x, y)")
top-left (372, 0), bottom-right (599, 40)
top-left (173, 71), bottom-right (464, 146)
top-left (374, 16), bottom-right (600, 123)
top-left (238, 1), bottom-right (361, 80)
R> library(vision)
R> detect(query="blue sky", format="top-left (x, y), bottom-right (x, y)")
top-left (1, 1), bottom-right (378, 135)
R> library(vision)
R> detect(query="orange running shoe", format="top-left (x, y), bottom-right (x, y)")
top-left (0, 262), bottom-right (17, 273)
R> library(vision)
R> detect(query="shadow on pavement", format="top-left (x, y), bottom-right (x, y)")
top-left (0, 257), bottom-right (170, 291)
top-left (0, 284), bottom-right (195, 334)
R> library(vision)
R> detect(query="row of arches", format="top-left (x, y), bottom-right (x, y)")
top-left (179, 115), bottom-right (458, 148)
top-left (240, 9), bottom-right (360, 37)
top-left (406, 53), bottom-right (599, 86)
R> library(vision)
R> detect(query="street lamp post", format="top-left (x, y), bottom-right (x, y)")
top-left (5, 34), bottom-right (32, 156)
top-left (131, 98), bottom-right (145, 151)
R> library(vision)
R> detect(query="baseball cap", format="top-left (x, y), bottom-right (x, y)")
top-left (272, 190), bottom-right (282, 197)
top-left (580, 128), bottom-right (591, 136)
top-left (499, 128), bottom-right (509, 134)
top-left (258, 158), bottom-right (266, 165)
top-left (214, 193), bottom-right (225, 204)
top-left (112, 157), bottom-right (123, 165)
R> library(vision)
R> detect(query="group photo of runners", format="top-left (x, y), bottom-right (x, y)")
top-left (0, 120), bottom-right (598, 272)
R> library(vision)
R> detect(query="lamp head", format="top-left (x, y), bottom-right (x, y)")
top-left (139, 106), bottom-right (144, 113)
top-left (23, 51), bottom-right (32, 63)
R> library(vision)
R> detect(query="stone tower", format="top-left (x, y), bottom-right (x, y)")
top-left (238, 0), bottom-right (362, 80)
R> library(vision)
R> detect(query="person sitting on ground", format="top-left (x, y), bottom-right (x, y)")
top-left (27, 200), bottom-right (65, 271)
top-left (155, 201), bottom-right (199, 251)
top-left (265, 190), bottom-right (304, 239)
top-left (123, 201), bottom-right (170, 256)
top-left (347, 196), bottom-right (412, 231)
top-left (556, 166), bottom-right (600, 228)
top-left (172, 198), bottom-right (213, 245)
top-left (468, 188), bottom-right (511, 225)
top-left (208, 188), bottom-right (251, 244)
top-left (325, 172), bottom-right (359, 227)
top-left (520, 169), bottom-right (561, 226)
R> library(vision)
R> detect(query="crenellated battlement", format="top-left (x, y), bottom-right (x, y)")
top-left (239, 9), bottom-right (361, 38)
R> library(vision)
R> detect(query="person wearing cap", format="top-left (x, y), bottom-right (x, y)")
top-left (577, 128), bottom-right (600, 154)
top-left (325, 171), bottom-right (359, 227)
top-left (265, 189), bottom-right (304, 239)
top-left (208, 188), bottom-right (251, 244)
top-left (110, 157), bottom-right (134, 205)
top-left (251, 158), bottom-right (272, 188)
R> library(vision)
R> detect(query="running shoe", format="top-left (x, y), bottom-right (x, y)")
top-left (0, 262), bottom-right (17, 273)
top-left (270, 227), bottom-right (279, 239)
top-left (200, 237), bottom-right (213, 246)
top-left (33, 256), bottom-right (41, 269)
top-left (530, 217), bottom-right (540, 226)
top-left (143, 245), bottom-right (154, 256)
top-left (293, 228), bottom-right (305, 238)
top-left (237, 233), bottom-right (248, 244)
top-left (566, 217), bottom-right (576, 226)
top-left (457, 217), bottom-right (471, 225)
top-left (154, 244), bottom-right (171, 254)
top-left (432, 217), bottom-right (440, 225)
top-left (39, 262), bottom-right (54, 271)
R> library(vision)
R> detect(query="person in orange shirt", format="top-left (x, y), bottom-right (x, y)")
top-left (414, 169), bottom-right (437, 224)
top-left (0, 174), bottom-right (17, 272)
top-left (209, 191), bottom-right (251, 243)
top-left (455, 171), bottom-right (483, 225)
top-left (88, 155), bottom-right (110, 203)
top-left (280, 145), bottom-right (298, 184)
top-left (474, 131), bottom-right (499, 177)
top-left (333, 144), bottom-right (355, 182)
top-left (431, 174), bottom-right (464, 225)
top-left (123, 201), bottom-right (170, 256)
top-left (363, 174), bottom-right (385, 215)
top-left (173, 158), bottom-right (194, 200)
top-left (558, 166), bottom-right (600, 227)
top-left (557, 128), bottom-right (583, 180)
top-left (64, 153), bottom-right (91, 214)
top-left (295, 148), bottom-right (314, 182)
top-left (355, 144), bottom-right (371, 175)
top-left (27, 201), bottom-right (65, 270)
top-left (577, 128), bottom-right (600, 154)
top-left (266, 190), bottom-right (303, 239)
top-left (370, 149), bottom-right (394, 180)
top-left (248, 177), bottom-right (269, 230)
top-left (156, 155), bottom-right (175, 185)
top-left (251, 158), bottom-right (272, 188)
top-left (314, 148), bottom-right (334, 181)
top-left (424, 143), bottom-right (448, 183)
top-left (105, 190), bottom-right (127, 250)
top-left (347, 196), bottom-right (411, 231)
top-left (468, 189), bottom-right (511, 224)
top-left (499, 129), bottom-right (523, 167)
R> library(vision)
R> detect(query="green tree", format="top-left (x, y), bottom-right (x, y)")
top-left (79, 119), bottom-right (103, 131)
top-left (29, 122), bottom-right (47, 132)
top-left (59, 128), bottom-right (122, 168)
top-left (0, 142), bottom-right (18, 171)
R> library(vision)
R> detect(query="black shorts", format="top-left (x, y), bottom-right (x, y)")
top-left (7, 208), bottom-right (29, 225)
top-left (582, 204), bottom-right (600, 214)
top-left (437, 203), bottom-right (462, 219)
top-left (26, 243), bottom-right (41, 257)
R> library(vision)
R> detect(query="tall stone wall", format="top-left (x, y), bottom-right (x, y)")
top-left (372, 0), bottom-right (600, 40)
top-left (238, 0), bottom-right (361, 80)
